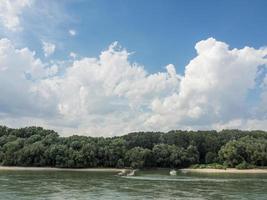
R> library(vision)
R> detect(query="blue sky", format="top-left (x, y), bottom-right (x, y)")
top-left (3, 0), bottom-right (267, 73)
top-left (72, 0), bottom-right (266, 72)
top-left (66, 0), bottom-right (267, 74)
top-left (0, 0), bottom-right (267, 136)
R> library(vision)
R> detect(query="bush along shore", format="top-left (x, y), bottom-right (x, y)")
top-left (0, 126), bottom-right (267, 169)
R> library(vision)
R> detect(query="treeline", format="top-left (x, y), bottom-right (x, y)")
top-left (0, 126), bottom-right (267, 169)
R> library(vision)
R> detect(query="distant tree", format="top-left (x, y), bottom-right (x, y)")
top-left (0, 126), bottom-right (266, 168)
top-left (2, 138), bottom-right (24, 165)
top-left (125, 147), bottom-right (152, 168)
top-left (205, 152), bottom-right (218, 164)
top-left (219, 136), bottom-right (267, 167)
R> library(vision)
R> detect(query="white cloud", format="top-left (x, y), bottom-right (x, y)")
top-left (69, 52), bottom-right (77, 59)
top-left (0, 38), bottom-right (58, 119)
top-left (146, 38), bottom-right (267, 130)
top-left (33, 42), bottom-right (181, 135)
top-left (0, 0), bottom-right (33, 31)
top-left (42, 41), bottom-right (56, 57)
top-left (1, 37), bottom-right (267, 136)
top-left (69, 29), bottom-right (76, 36)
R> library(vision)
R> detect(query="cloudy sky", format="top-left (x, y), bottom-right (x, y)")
top-left (0, 0), bottom-right (267, 136)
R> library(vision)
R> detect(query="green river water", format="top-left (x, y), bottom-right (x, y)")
top-left (0, 169), bottom-right (266, 200)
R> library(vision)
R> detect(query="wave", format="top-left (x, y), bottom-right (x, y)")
top-left (121, 175), bottom-right (267, 183)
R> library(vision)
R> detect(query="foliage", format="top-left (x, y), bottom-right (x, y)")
top-left (0, 126), bottom-right (266, 169)
top-left (125, 147), bottom-right (152, 168)
top-left (235, 161), bottom-right (255, 169)
top-left (219, 136), bottom-right (267, 167)
top-left (191, 163), bottom-right (227, 169)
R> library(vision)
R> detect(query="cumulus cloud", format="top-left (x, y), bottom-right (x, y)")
top-left (42, 41), bottom-right (56, 57)
top-left (32, 42), bottom-right (181, 135)
top-left (0, 37), bottom-right (267, 136)
top-left (69, 29), bottom-right (76, 36)
top-left (146, 38), bottom-right (267, 130)
top-left (0, 0), bottom-right (33, 31)
top-left (0, 38), bottom-right (58, 119)
top-left (69, 52), bottom-right (77, 59)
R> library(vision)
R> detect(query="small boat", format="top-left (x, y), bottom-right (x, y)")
top-left (170, 169), bottom-right (177, 176)
top-left (118, 171), bottom-right (125, 176)
top-left (127, 169), bottom-right (136, 176)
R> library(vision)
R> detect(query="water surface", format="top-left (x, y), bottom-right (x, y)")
top-left (0, 169), bottom-right (266, 199)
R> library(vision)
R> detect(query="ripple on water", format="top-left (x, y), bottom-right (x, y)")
top-left (0, 171), bottom-right (267, 200)
top-left (122, 175), bottom-right (243, 183)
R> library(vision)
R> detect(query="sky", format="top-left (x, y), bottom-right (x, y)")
top-left (0, 0), bottom-right (267, 136)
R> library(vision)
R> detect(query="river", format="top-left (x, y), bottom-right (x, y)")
top-left (0, 169), bottom-right (266, 199)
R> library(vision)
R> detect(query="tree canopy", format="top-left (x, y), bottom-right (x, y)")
top-left (0, 126), bottom-right (267, 169)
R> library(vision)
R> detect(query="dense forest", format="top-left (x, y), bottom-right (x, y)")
top-left (0, 126), bottom-right (267, 169)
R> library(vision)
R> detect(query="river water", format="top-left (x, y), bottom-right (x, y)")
top-left (0, 169), bottom-right (266, 199)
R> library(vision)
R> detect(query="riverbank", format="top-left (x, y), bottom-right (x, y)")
top-left (2, 166), bottom-right (267, 174)
top-left (180, 168), bottom-right (267, 174)
top-left (0, 166), bottom-right (127, 173)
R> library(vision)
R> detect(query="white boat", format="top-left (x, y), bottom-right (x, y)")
top-left (118, 170), bottom-right (126, 176)
top-left (170, 169), bottom-right (177, 176)
top-left (127, 170), bottom-right (136, 176)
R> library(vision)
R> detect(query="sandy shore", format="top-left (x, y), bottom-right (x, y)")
top-left (0, 166), bottom-right (127, 172)
top-left (180, 168), bottom-right (267, 174)
top-left (2, 166), bottom-right (267, 174)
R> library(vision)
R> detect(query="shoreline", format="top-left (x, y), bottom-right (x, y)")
top-left (0, 166), bottom-right (128, 172)
top-left (1, 166), bottom-right (267, 174)
top-left (180, 168), bottom-right (267, 174)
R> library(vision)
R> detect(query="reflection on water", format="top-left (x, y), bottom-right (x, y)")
top-left (0, 169), bottom-right (266, 200)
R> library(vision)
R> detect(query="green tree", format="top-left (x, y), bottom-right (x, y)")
top-left (126, 147), bottom-right (152, 168)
